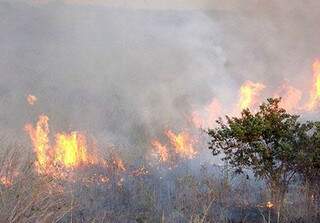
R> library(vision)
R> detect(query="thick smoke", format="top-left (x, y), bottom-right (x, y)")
top-left (0, 1), bottom-right (319, 158)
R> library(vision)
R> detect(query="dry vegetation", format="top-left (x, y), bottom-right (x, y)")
top-left (0, 141), bottom-right (318, 223)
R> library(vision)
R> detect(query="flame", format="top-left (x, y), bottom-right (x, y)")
top-left (0, 176), bottom-right (12, 187)
top-left (151, 140), bottom-right (169, 162)
top-left (25, 115), bottom-right (50, 172)
top-left (165, 130), bottom-right (197, 159)
top-left (192, 98), bottom-right (221, 128)
top-left (274, 83), bottom-right (302, 112)
top-left (25, 115), bottom-right (101, 176)
top-left (191, 112), bottom-right (203, 129)
top-left (112, 156), bottom-right (126, 171)
top-left (238, 81), bottom-right (265, 110)
top-left (117, 177), bottom-right (125, 187)
top-left (151, 130), bottom-right (197, 162)
top-left (266, 201), bottom-right (274, 209)
top-left (0, 160), bottom-right (19, 188)
top-left (99, 175), bottom-right (109, 184)
top-left (131, 166), bottom-right (149, 177)
top-left (55, 132), bottom-right (93, 168)
top-left (27, 94), bottom-right (37, 106)
top-left (306, 60), bottom-right (320, 111)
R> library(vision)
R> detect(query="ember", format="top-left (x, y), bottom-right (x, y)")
top-left (27, 94), bottom-right (37, 106)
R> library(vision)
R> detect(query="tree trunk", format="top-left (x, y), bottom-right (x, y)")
top-left (305, 178), bottom-right (320, 221)
top-left (305, 180), bottom-right (312, 219)
top-left (270, 183), bottom-right (286, 223)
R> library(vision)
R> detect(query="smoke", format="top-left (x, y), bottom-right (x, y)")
top-left (0, 1), bottom-right (319, 158)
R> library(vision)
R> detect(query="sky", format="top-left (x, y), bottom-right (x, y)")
top-left (0, 0), bottom-right (319, 158)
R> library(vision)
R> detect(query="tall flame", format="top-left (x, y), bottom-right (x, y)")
top-left (238, 81), bottom-right (265, 110)
top-left (25, 115), bottom-right (50, 171)
top-left (25, 115), bottom-right (101, 175)
top-left (55, 132), bottom-right (91, 168)
top-left (306, 60), bottom-right (320, 111)
top-left (165, 130), bottom-right (197, 159)
top-left (274, 83), bottom-right (302, 112)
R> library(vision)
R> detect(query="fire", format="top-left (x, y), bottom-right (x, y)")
top-left (206, 99), bottom-right (221, 125)
top-left (165, 130), bottom-right (197, 159)
top-left (192, 98), bottom-right (221, 128)
top-left (151, 130), bottom-right (197, 163)
top-left (24, 115), bottom-right (50, 171)
top-left (238, 81), bottom-right (265, 110)
top-left (0, 176), bottom-right (12, 187)
top-left (55, 132), bottom-right (92, 168)
top-left (191, 112), bottom-right (203, 129)
top-left (27, 94), bottom-right (37, 106)
top-left (151, 140), bottom-right (169, 162)
top-left (25, 115), bottom-right (101, 175)
top-left (274, 83), bottom-right (302, 112)
top-left (99, 175), bottom-right (109, 184)
top-left (131, 166), bottom-right (149, 177)
top-left (112, 156), bottom-right (126, 171)
top-left (266, 201), bottom-right (274, 209)
top-left (117, 177), bottom-right (125, 187)
top-left (306, 59), bottom-right (320, 111)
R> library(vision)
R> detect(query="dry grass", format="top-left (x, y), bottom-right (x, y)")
top-left (0, 143), bottom-right (72, 223)
top-left (0, 142), bottom-right (318, 223)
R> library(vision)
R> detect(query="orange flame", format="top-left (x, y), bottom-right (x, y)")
top-left (99, 175), bottom-right (109, 184)
top-left (55, 132), bottom-right (94, 168)
top-left (165, 130), bottom-right (197, 159)
top-left (266, 201), bottom-right (274, 209)
top-left (131, 166), bottom-right (149, 177)
top-left (274, 83), bottom-right (302, 112)
top-left (25, 115), bottom-right (101, 176)
top-left (151, 140), bottom-right (169, 162)
top-left (238, 81), bottom-right (265, 110)
top-left (112, 156), bottom-right (126, 171)
top-left (0, 176), bottom-right (12, 187)
top-left (27, 94), bottom-right (37, 106)
top-left (192, 98), bottom-right (221, 128)
top-left (25, 115), bottom-right (50, 172)
top-left (306, 60), bottom-right (320, 111)
top-left (191, 112), bottom-right (203, 129)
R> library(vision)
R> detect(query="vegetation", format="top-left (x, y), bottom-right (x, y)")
top-left (208, 98), bottom-right (320, 222)
top-left (0, 98), bottom-right (319, 222)
top-left (294, 121), bottom-right (320, 219)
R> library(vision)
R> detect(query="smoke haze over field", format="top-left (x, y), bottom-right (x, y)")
top-left (0, 0), bottom-right (320, 157)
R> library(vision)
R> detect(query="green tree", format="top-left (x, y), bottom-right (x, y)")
top-left (295, 121), bottom-right (320, 217)
top-left (207, 98), bottom-right (300, 222)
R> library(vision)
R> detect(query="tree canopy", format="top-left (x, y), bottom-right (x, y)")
top-left (207, 97), bottom-right (320, 221)
top-left (208, 98), bottom-right (300, 185)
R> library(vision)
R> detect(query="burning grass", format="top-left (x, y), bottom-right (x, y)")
top-left (0, 144), bottom-right (71, 222)
top-left (24, 115), bottom-right (106, 178)
top-left (0, 139), bottom-right (319, 222)
top-left (1, 61), bottom-right (320, 222)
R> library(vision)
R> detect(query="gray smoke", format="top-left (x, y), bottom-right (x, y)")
top-left (0, 1), bottom-right (319, 158)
